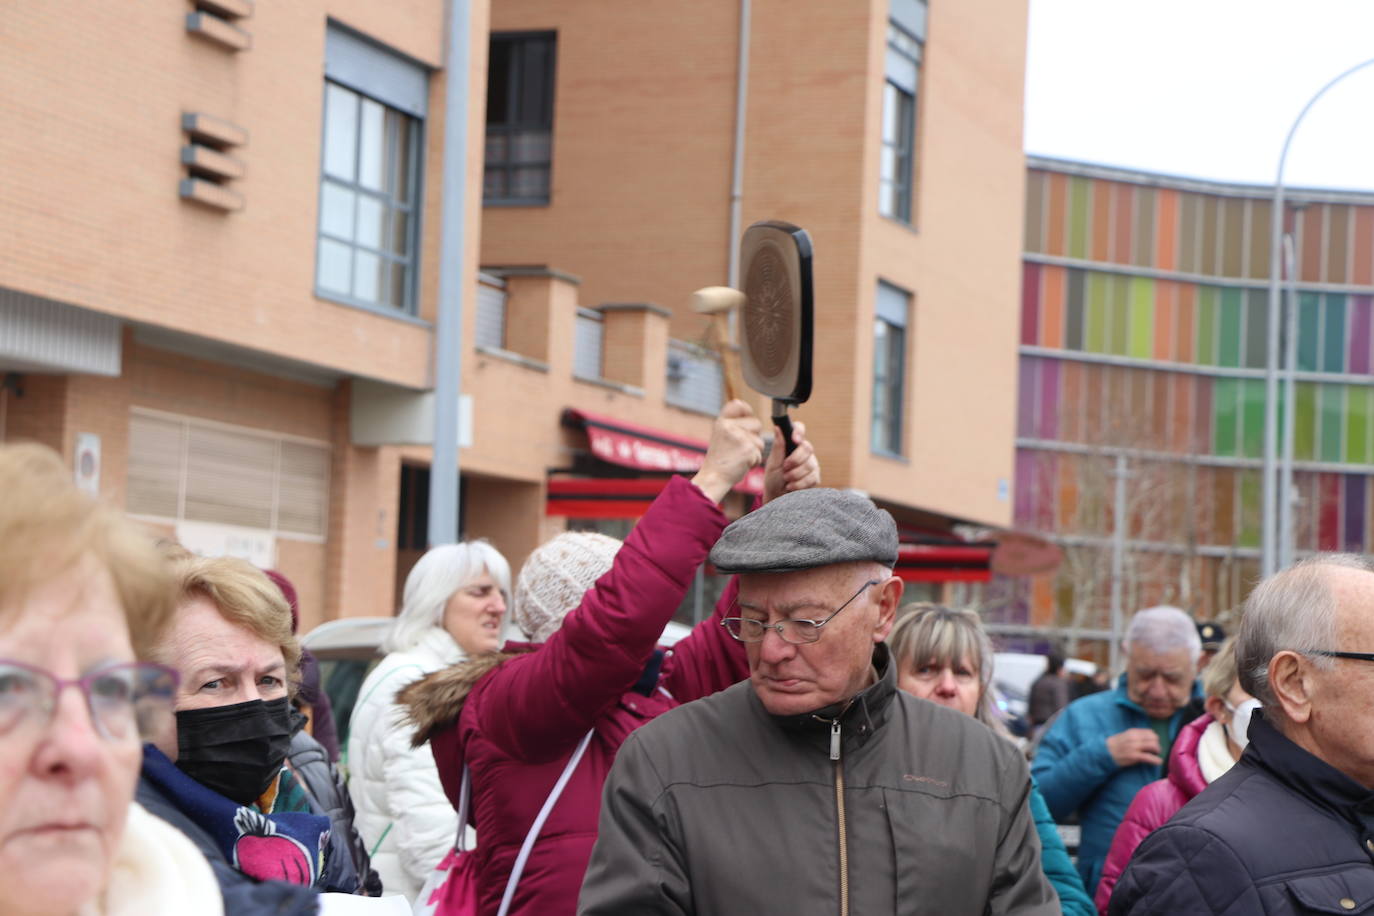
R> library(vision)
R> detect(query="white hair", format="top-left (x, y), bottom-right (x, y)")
top-left (1123, 605), bottom-right (1201, 661)
top-left (383, 540), bottom-right (512, 653)
top-left (1236, 553), bottom-right (1374, 708)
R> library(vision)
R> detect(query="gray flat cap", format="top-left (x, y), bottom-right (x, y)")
top-left (709, 488), bottom-right (898, 574)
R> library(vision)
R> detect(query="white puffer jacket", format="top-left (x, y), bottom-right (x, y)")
top-left (348, 627), bottom-right (466, 902)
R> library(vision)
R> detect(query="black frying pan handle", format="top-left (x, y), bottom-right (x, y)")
top-left (774, 413), bottom-right (797, 456)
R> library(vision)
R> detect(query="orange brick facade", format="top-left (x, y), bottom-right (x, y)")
top-left (3, 0), bottom-right (1028, 627)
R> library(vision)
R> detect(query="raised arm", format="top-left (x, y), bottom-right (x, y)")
top-left (475, 402), bottom-right (764, 761)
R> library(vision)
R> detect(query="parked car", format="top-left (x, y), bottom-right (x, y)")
top-left (302, 616), bottom-right (697, 760)
top-left (992, 651), bottom-right (1099, 727)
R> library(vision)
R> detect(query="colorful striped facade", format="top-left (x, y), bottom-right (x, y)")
top-left (1001, 158), bottom-right (1374, 650)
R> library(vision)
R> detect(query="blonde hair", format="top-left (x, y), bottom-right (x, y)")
top-left (887, 602), bottom-right (1009, 737)
top-left (164, 554), bottom-right (302, 684)
top-left (0, 442), bottom-right (174, 656)
top-left (1201, 636), bottom-right (1240, 701)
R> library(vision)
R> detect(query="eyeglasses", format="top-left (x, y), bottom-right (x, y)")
top-left (0, 659), bottom-right (179, 744)
top-left (721, 579), bottom-right (881, 645)
top-left (1306, 650), bottom-right (1374, 664)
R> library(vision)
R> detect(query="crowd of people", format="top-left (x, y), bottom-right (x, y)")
top-left (5, 396), bottom-right (1374, 915)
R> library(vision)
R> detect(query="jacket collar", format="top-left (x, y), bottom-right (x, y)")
top-left (1246, 710), bottom-right (1374, 831)
top-left (769, 642), bottom-right (898, 755)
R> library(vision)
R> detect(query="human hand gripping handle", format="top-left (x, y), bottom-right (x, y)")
top-left (1106, 727), bottom-right (1164, 768)
top-left (691, 399), bottom-right (765, 504)
top-left (763, 419), bottom-right (820, 504)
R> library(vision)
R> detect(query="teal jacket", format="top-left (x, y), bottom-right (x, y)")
top-left (1030, 682), bottom-right (1201, 898)
top-left (1030, 780), bottom-right (1094, 916)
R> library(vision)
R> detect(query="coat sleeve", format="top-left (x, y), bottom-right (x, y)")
top-left (988, 752), bottom-right (1062, 915)
top-left (657, 577), bottom-right (748, 704)
top-left (1094, 781), bottom-right (1169, 915)
top-left (1031, 705), bottom-right (1121, 820)
top-left (1029, 781), bottom-right (1094, 916)
top-left (380, 702), bottom-right (458, 890)
top-left (1107, 823), bottom-right (1257, 916)
top-left (476, 476), bottom-right (728, 763)
top-left (577, 730), bottom-right (691, 916)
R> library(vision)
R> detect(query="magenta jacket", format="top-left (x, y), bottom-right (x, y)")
top-left (414, 476), bottom-right (748, 916)
top-left (1094, 713), bottom-right (1213, 914)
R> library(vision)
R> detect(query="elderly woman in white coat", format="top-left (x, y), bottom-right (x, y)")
top-left (348, 541), bottom-right (511, 901)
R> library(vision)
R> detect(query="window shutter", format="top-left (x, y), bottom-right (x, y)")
top-left (277, 441), bottom-right (331, 536)
top-left (127, 414), bottom-right (183, 518)
top-left (183, 425), bottom-right (275, 529)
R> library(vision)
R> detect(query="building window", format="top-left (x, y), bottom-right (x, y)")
top-left (485, 32), bottom-right (556, 205)
top-left (127, 410), bottom-right (332, 538)
top-left (872, 281), bottom-right (910, 455)
top-left (880, 1), bottom-right (926, 223)
top-left (573, 308), bottom-right (603, 380)
top-left (317, 25), bottom-right (428, 314)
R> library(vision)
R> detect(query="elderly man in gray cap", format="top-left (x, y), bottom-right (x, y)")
top-left (578, 489), bottom-right (1058, 916)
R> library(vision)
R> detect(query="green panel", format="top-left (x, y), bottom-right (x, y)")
top-left (1244, 289), bottom-right (1267, 369)
top-left (1320, 384), bottom-right (1344, 463)
top-left (1196, 286), bottom-right (1218, 365)
top-left (1241, 379), bottom-right (1266, 459)
top-left (1237, 470), bottom-right (1261, 548)
top-left (1298, 292), bottom-right (1321, 372)
top-left (1068, 177), bottom-right (1090, 259)
top-left (1323, 294), bottom-right (1347, 373)
top-left (1129, 277), bottom-right (1153, 359)
top-left (1213, 377), bottom-right (1239, 457)
top-left (1110, 273), bottom-right (1130, 355)
top-left (1348, 386), bottom-right (1370, 464)
top-left (1295, 382), bottom-right (1317, 461)
top-left (1086, 272), bottom-right (1109, 352)
top-left (1218, 287), bottom-right (1242, 367)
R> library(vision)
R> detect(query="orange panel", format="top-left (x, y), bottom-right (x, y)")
top-left (1057, 452), bottom-right (1078, 526)
top-left (1154, 279), bottom-right (1175, 361)
top-left (1170, 372), bottom-right (1194, 453)
top-left (1042, 265), bottom-right (1066, 348)
top-left (1301, 206), bottom-right (1324, 282)
top-left (1046, 173), bottom-right (1068, 258)
top-left (1030, 575), bottom-right (1055, 627)
top-left (1155, 188), bottom-right (1178, 271)
top-left (1113, 183), bottom-right (1134, 263)
top-left (1176, 284), bottom-right (1196, 363)
top-left (1092, 179), bottom-right (1112, 261)
top-left (1355, 208), bottom-right (1374, 286)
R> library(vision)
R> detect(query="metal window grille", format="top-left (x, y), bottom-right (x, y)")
top-left (574, 308), bottom-right (603, 380)
top-left (665, 339), bottom-right (725, 414)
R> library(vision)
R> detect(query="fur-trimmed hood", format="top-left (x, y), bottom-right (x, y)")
top-left (399, 651), bottom-right (518, 748)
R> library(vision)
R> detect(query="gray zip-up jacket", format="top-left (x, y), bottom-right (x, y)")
top-left (578, 644), bottom-right (1058, 916)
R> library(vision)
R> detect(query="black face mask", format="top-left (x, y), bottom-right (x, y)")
top-left (175, 696), bottom-right (293, 806)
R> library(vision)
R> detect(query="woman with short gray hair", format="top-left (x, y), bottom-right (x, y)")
top-left (348, 540), bottom-right (512, 900)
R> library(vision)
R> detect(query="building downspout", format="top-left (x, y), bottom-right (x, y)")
top-left (429, 0), bottom-right (474, 546)
top-left (727, 0), bottom-right (751, 290)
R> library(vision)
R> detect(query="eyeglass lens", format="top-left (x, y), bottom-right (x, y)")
top-left (0, 662), bottom-right (177, 742)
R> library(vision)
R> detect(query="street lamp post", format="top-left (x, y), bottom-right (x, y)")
top-left (1263, 57), bottom-right (1374, 578)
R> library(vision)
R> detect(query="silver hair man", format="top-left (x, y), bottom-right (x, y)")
top-left (1235, 553), bottom-right (1374, 709)
top-left (1123, 605), bottom-right (1203, 661)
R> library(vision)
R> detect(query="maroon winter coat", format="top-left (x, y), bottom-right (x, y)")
top-left (1094, 713), bottom-right (1212, 914)
top-left (410, 476), bottom-right (748, 916)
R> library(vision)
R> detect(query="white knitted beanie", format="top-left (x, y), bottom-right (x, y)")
top-left (513, 531), bottom-right (623, 642)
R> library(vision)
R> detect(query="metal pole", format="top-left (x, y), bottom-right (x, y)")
top-left (1278, 233), bottom-right (1299, 570)
top-left (726, 0), bottom-right (751, 290)
top-left (1110, 454), bottom-right (1127, 674)
top-left (1264, 56), bottom-right (1374, 577)
top-left (428, 0), bottom-right (474, 547)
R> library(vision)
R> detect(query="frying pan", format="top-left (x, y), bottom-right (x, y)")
top-left (739, 220), bottom-right (813, 455)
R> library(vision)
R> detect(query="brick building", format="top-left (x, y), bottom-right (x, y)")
top-left (1, 0), bottom-right (1029, 628)
top-left (1001, 156), bottom-right (1374, 657)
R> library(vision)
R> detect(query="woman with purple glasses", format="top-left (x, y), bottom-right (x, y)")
top-left (0, 442), bottom-right (219, 916)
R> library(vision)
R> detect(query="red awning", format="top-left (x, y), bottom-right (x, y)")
top-left (895, 544), bottom-right (994, 583)
top-left (546, 478), bottom-right (669, 519)
top-left (561, 408), bottom-right (763, 495)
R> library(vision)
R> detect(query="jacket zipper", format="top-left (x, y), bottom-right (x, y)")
top-left (831, 718), bottom-right (848, 916)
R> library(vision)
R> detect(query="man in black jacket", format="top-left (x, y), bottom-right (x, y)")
top-left (1110, 554), bottom-right (1374, 915)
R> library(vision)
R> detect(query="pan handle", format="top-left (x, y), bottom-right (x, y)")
top-left (773, 412), bottom-right (797, 457)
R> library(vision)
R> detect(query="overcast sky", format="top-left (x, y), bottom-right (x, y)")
top-left (1024, 0), bottom-right (1374, 190)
